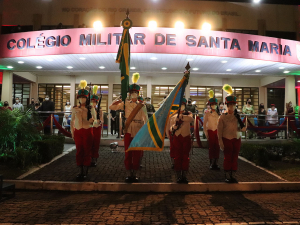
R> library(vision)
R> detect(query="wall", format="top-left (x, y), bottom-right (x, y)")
top-left (0, 0), bottom-right (298, 33)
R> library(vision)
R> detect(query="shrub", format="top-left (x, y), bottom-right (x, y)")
top-left (240, 143), bottom-right (270, 167)
top-left (33, 135), bottom-right (65, 163)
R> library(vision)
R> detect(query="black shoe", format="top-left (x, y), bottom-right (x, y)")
top-left (176, 177), bottom-right (183, 183)
top-left (76, 174), bottom-right (86, 181)
top-left (171, 164), bottom-right (174, 169)
top-left (225, 178), bottom-right (231, 183)
top-left (131, 176), bottom-right (139, 183)
top-left (212, 164), bottom-right (220, 170)
top-left (125, 176), bottom-right (133, 183)
top-left (181, 177), bottom-right (189, 184)
top-left (90, 162), bottom-right (97, 167)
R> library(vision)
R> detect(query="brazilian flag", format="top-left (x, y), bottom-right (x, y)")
top-left (116, 18), bottom-right (132, 102)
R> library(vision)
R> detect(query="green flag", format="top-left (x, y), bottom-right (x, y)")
top-left (116, 18), bottom-right (132, 102)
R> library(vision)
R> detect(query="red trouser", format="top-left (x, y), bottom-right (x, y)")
top-left (91, 126), bottom-right (102, 158)
top-left (124, 133), bottom-right (142, 171)
top-left (169, 131), bottom-right (175, 159)
top-left (173, 134), bottom-right (191, 171)
top-left (222, 137), bottom-right (241, 171)
top-left (208, 129), bottom-right (220, 159)
top-left (74, 128), bottom-right (93, 166)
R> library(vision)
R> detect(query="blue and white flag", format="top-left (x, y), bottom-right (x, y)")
top-left (128, 66), bottom-right (190, 152)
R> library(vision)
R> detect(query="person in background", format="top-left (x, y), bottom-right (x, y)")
top-left (203, 102), bottom-right (211, 114)
top-left (219, 102), bottom-right (226, 114)
top-left (63, 99), bottom-right (72, 128)
top-left (257, 103), bottom-right (267, 139)
top-left (242, 98), bottom-right (255, 139)
top-left (110, 109), bottom-right (117, 135)
top-left (267, 104), bottom-right (278, 139)
top-left (12, 97), bottom-right (24, 111)
top-left (285, 101), bottom-right (296, 138)
top-left (1, 101), bottom-right (12, 111)
top-left (34, 101), bottom-right (41, 111)
top-left (186, 98), bottom-right (196, 114)
top-left (28, 98), bottom-right (35, 111)
top-left (145, 97), bottom-right (155, 118)
top-left (39, 95), bottom-right (55, 135)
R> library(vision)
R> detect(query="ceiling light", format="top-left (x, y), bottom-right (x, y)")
top-left (175, 21), bottom-right (184, 29)
top-left (46, 58), bottom-right (53, 61)
top-left (279, 67), bottom-right (285, 69)
top-left (283, 71), bottom-right (290, 74)
top-left (7, 66), bottom-right (13, 69)
top-left (18, 61), bottom-right (24, 64)
top-left (255, 70), bottom-right (261, 73)
top-left (201, 22), bottom-right (211, 31)
top-left (221, 60), bottom-right (227, 63)
top-left (253, 0), bottom-right (260, 3)
top-left (79, 57), bottom-right (86, 60)
top-left (297, 81), bottom-right (300, 83)
top-left (67, 66), bottom-right (73, 69)
top-left (93, 21), bottom-right (103, 30)
top-left (226, 69), bottom-right (232, 71)
top-left (161, 67), bottom-right (167, 70)
top-left (148, 21), bottom-right (157, 30)
top-left (192, 68), bottom-right (199, 71)
top-left (130, 67), bottom-right (136, 69)
top-left (187, 58), bottom-right (194, 61)
top-left (99, 66), bottom-right (105, 69)
top-left (36, 66), bottom-right (42, 69)
top-left (150, 57), bottom-right (157, 60)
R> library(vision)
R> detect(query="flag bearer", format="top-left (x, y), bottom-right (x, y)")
top-left (109, 73), bottom-right (148, 183)
top-left (170, 98), bottom-right (194, 184)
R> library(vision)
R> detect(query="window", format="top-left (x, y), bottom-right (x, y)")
top-left (190, 86), bottom-right (223, 114)
top-left (151, 85), bottom-right (176, 111)
top-left (38, 84), bottom-right (70, 111)
top-left (13, 83), bottom-right (31, 108)
top-left (76, 84), bottom-right (109, 113)
top-left (113, 84), bottom-right (147, 101)
top-left (233, 87), bottom-right (259, 113)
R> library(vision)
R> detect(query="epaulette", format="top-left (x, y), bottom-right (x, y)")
top-left (225, 113), bottom-right (228, 115)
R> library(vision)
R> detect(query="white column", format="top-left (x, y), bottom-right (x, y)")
top-left (1, 71), bottom-right (13, 106)
top-left (259, 86), bottom-right (267, 106)
top-left (185, 83), bottom-right (190, 99)
top-left (70, 75), bottom-right (76, 106)
top-left (30, 76), bottom-right (38, 101)
top-left (146, 76), bottom-right (152, 98)
top-left (285, 76), bottom-right (296, 106)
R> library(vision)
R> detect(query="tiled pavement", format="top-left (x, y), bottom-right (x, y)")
top-left (0, 191), bottom-right (300, 224)
top-left (23, 147), bottom-right (283, 183)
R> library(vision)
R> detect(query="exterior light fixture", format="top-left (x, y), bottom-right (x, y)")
top-left (226, 69), bottom-right (232, 71)
top-left (93, 21), bottom-right (103, 30)
top-left (18, 61), bottom-right (24, 64)
top-left (255, 70), bottom-right (261, 72)
top-left (283, 71), bottom-right (290, 74)
top-left (175, 21), bottom-right (184, 29)
top-left (202, 22), bottom-right (211, 31)
top-left (99, 66), bottom-right (105, 69)
top-left (36, 66), bottom-right (42, 69)
top-left (7, 66), bottom-right (13, 69)
top-left (148, 21), bottom-right (157, 30)
top-left (67, 66), bottom-right (73, 69)
top-left (161, 67), bottom-right (167, 70)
